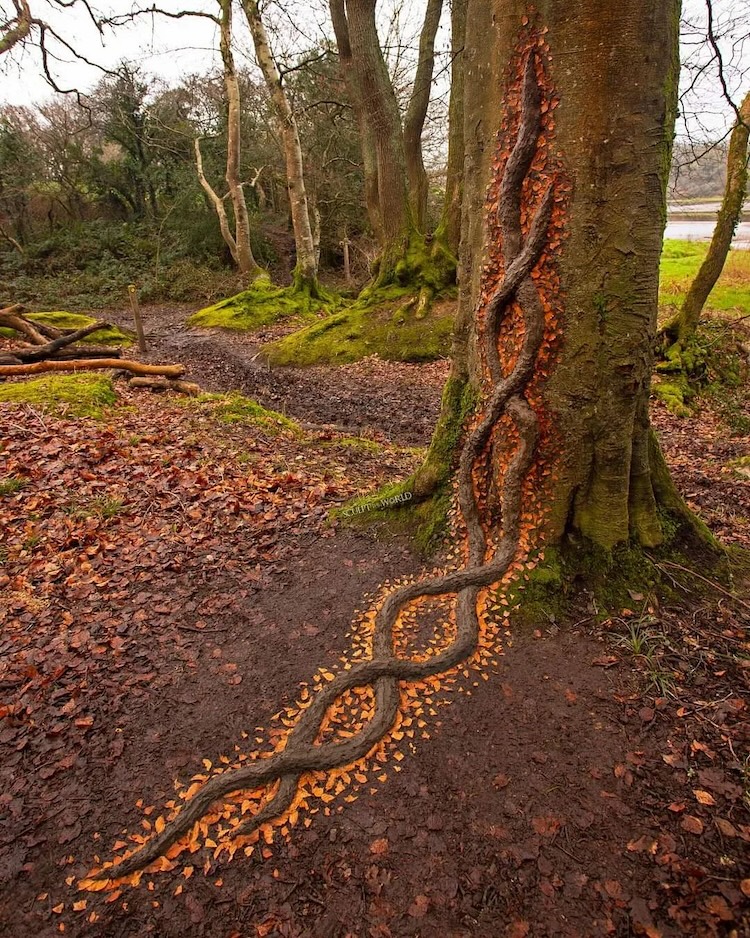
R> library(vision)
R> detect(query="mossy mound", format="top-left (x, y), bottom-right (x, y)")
top-left (196, 392), bottom-right (301, 436)
top-left (0, 311), bottom-right (133, 345)
top-left (0, 373), bottom-right (117, 418)
top-left (654, 316), bottom-right (747, 418)
top-left (188, 278), bottom-right (337, 331)
top-left (264, 291), bottom-right (455, 367)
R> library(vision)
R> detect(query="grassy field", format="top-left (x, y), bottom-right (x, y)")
top-left (659, 239), bottom-right (750, 314)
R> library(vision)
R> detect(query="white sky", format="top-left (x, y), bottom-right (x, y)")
top-left (0, 0), bottom-right (746, 141)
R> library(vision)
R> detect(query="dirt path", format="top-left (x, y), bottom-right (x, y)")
top-left (103, 304), bottom-right (449, 446)
top-left (1, 316), bottom-right (749, 937)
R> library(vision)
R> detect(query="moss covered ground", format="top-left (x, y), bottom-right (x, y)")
top-left (193, 392), bottom-right (302, 436)
top-left (188, 279), bottom-right (337, 331)
top-left (264, 291), bottom-right (455, 367)
top-left (0, 373), bottom-right (117, 418)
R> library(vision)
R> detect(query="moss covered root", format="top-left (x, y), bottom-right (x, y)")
top-left (0, 373), bottom-right (116, 417)
top-left (263, 230), bottom-right (458, 367)
top-left (264, 293), bottom-right (455, 367)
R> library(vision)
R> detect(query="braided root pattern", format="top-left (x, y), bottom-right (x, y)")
top-left (84, 43), bottom-right (559, 888)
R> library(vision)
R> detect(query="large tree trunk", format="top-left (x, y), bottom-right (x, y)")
top-left (329, 0), bottom-right (382, 240)
top-left (241, 0), bottom-right (320, 291)
top-left (665, 90), bottom-right (750, 348)
top-left (445, 0), bottom-right (695, 555)
top-left (345, 0), bottom-right (414, 278)
top-left (439, 0), bottom-right (466, 255)
top-left (403, 0), bottom-right (443, 232)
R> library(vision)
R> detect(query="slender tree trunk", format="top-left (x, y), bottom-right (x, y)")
top-left (665, 90), bottom-right (750, 347)
top-left (422, 0), bottom-right (703, 557)
top-left (440, 0), bottom-right (466, 255)
top-left (194, 138), bottom-right (240, 268)
top-left (403, 0), bottom-right (443, 232)
top-left (219, 0), bottom-right (264, 282)
top-left (330, 0), bottom-right (382, 241)
top-left (345, 0), bottom-right (413, 277)
top-left (241, 0), bottom-right (319, 291)
top-left (0, 220), bottom-right (24, 254)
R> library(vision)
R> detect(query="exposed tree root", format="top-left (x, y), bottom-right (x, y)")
top-left (86, 47), bottom-right (556, 885)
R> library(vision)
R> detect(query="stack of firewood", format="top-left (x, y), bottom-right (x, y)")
top-left (0, 304), bottom-right (199, 395)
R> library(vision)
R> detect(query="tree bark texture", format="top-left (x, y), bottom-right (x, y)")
top-left (440, 0), bottom-right (467, 254)
top-left (403, 0), bottom-right (443, 232)
top-left (671, 90), bottom-right (750, 345)
top-left (242, 0), bottom-right (319, 286)
top-left (219, 0), bottom-right (263, 281)
top-left (345, 0), bottom-right (413, 268)
top-left (329, 0), bottom-right (383, 240)
top-left (460, 0), bottom-right (683, 551)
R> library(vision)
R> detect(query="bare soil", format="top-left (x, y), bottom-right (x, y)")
top-left (1, 305), bottom-right (748, 937)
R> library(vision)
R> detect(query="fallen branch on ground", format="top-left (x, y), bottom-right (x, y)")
top-left (6, 322), bottom-right (113, 363)
top-left (0, 359), bottom-right (186, 379)
top-left (128, 376), bottom-right (202, 396)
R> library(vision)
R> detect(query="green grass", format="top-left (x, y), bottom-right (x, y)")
top-left (188, 278), bottom-right (336, 331)
top-left (0, 311), bottom-right (132, 346)
top-left (196, 392), bottom-right (301, 435)
top-left (659, 240), bottom-right (750, 313)
top-left (0, 476), bottom-right (26, 496)
top-left (0, 373), bottom-right (117, 418)
top-left (264, 290), bottom-right (455, 367)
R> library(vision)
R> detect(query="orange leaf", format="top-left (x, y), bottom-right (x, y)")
top-left (693, 790), bottom-right (716, 806)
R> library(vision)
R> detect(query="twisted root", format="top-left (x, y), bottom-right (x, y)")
top-left (92, 47), bottom-right (553, 883)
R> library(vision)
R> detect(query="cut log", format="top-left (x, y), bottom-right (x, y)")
top-left (0, 355), bottom-right (22, 365)
top-left (0, 312), bottom-right (47, 346)
top-left (8, 321), bottom-right (112, 363)
top-left (128, 377), bottom-right (202, 396)
top-left (0, 359), bottom-right (185, 378)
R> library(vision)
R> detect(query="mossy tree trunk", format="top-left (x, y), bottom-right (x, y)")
top-left (334, 0), bottom-right (455, 293)
top-left (438, 0), bottom-right (466, 256)
top-left (329, 0), bottom-right (382, 241)
top-left (663, 90), bottom-right (750, 349)
top-left (418, 0), bottom-right (711, 560)
top-left (0, 0), bottom-right (31, 55)
top-left (403, 0), bottom-right (443, 232)
top-left (242, 0), bottom-right (320, 293)
top-left (345, 0), bottom-right (413, 281)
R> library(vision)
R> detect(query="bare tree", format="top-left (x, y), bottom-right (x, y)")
top-left (241, 0), bottom-right (321, 293)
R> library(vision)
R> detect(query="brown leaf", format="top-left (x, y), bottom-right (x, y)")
top-left (715, 818), bottom-right (736, 838)
top-left (680, 815), bottom-right (704, 835)
top-left (408, 895), bottom-right (429, 918)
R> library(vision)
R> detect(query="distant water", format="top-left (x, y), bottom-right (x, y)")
top-left (666, 201), bottom-right (750, 248)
